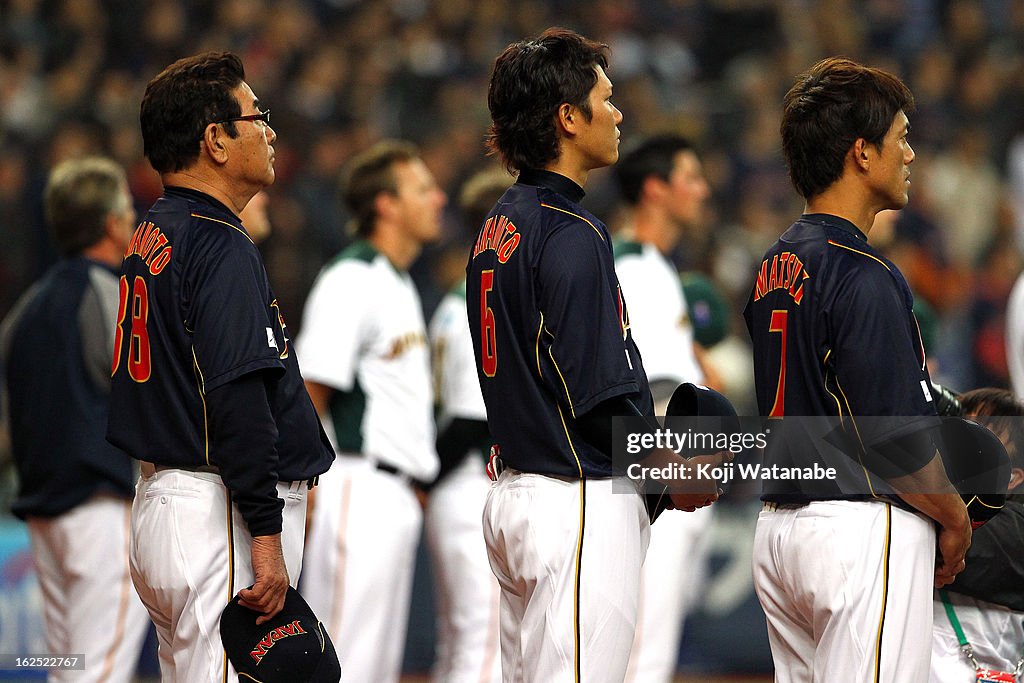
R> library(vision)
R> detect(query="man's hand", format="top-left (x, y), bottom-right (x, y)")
top-left (887, 452), bottom-right (972, 587)
top-left (239, 533), bottom-right (289, 625)
top-left (933, 514), bottom-right (971, 588)
top-left (640, 448), bottom-right (733, 512)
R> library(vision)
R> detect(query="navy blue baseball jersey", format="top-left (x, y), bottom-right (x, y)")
top-left (107, 187), bottom-right (333, 482)
top-left (466, 169), bottom-right (653, 478)
top-left (2, 257), bottom-right (134, 519)
top-left (743, 213), bottom-right (937, 498)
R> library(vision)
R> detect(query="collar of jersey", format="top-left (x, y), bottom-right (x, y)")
top-left (164, 186), bottom-right (240, 225)
top-left (517, 168), bottom-right (585, 204)
top-left (799, 213), bottom-right (867, 242)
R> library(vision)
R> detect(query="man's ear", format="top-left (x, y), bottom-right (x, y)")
top-left (642, 174), bottom-right (668, 203)
top-left (374, 191), bottom-right (396, 222)
top-left (851, 138), bottom-right (870, 172)
top-left (202, 124), bottom-right (230, 165)
top-left (557, 103), bottom-right (577, 136)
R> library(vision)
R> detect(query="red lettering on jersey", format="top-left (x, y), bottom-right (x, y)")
top-left (471, 215), bottom-right (523, 265)
top-left (753, 254), bottom-right (811, 305)
top-left (489, 215), bottom-right (507, 251)
top-left (767, 255), bottom-right (780, 291)
top-left (149, 246), bottom-right (172, 275)
top-left (497, 227), bottom-right (521, 264)
top-left (124, 222), bottom-right (147, 259)
top-left (753, 259), bottom-right (770, 301)
top-left (144, 233), bottom-right (169, 265)
top-left (474, 217), bottom-right (495, 257)
top-left (778, 252), bottom-right (791, 290)
top-left (790, 271), bottom-right (809, 305)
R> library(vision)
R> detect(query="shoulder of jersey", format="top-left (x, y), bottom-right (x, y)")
top-left (321, 240), bottom-right (389, 278)
top-left (821, 228), bottom-right (894, 276)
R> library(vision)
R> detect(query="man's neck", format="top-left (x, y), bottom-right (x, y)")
top-left (631, 203), bottom-right (681, 255)
top-left (544, 157), bottom-right (591, 189)
top-left (162, 168), bottom-right (255, 217)
top-left (805, 178), bottom-right (884, 236)
top-left (369, 225), bottom-right (420, 272)
top-left (82, 238), bottom-right (124, 268)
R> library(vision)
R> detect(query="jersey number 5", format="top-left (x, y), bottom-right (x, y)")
top-left (768, 310), bottom-right (788, 417)
top-left (111, 275), bottom-right (152, 383)
top-left (480, 269), bottom-right (497, 377)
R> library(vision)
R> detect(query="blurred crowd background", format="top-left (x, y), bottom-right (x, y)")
top-left (2, 0), bottom-right (1024, 401)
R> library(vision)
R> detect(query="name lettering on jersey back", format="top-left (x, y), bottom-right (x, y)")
top-left (124, 221), bottom-right (173, 275)
top-left (249, 619), bottom-right (307, 664)
top-left (753, 252), bottom-right (811, 304)
top-left (472, 214), bottom-right (522, 263)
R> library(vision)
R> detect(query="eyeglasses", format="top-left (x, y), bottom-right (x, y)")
top-left (214, 109), bottom-right (271, 127)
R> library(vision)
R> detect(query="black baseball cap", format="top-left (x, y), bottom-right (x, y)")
top-left (939, 416), bottom-right (1011, 527)
top-left (220, 586), bottom-right (341, 682)
top-left (666, 382), bottom-right (737, 420)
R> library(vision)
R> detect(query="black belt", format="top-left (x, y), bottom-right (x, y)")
top-left (141, 460), bottom-right (318, 489)
top-left (762, 501), bottom-right (809, 511)
top-left (376, 462), bottom-right (403, 477)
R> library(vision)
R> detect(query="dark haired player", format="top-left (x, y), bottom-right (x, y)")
top-left (469, 27), bottom-right (724, 681)
top-left (106, 52), bottom-right (334, 681)
top-left (743, 57), bottom-right (970, 681)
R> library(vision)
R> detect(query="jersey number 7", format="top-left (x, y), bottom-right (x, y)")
top-left (111, 275), bottom-right (152, 383)
top-left (768, 310), bottom-right (788, 417)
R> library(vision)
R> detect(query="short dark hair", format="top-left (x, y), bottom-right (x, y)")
top-left (615, 134), bottom-right (696, 205)
top-left (342, 140), bottom-right (419, 238)
top-left (141, 51), bottom-right (247, 174)
top-left (45, 157), bottom-right (129, 256)
top-left (458, 169), bottom-right (512, 232)
top-left (781, 57), bottom-right (914, 200)
top-left (486, 27), bottom-right (610, 173)
top-left (959, 387), bottom-right (1024, 468)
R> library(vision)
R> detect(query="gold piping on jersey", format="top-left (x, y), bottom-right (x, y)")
top-left (573, 479), bottom-right (586, 683)
top-left (192, 213), bottom-right (255, 245)
top-left (539, 203), bottom-right (605, 242)
top-left (873, 503), bottom-right (892, 682)
top-left (547, 343), bottom-right (576, 419)
top-left (822, 350), bottom-right (845, 423)
top-left (535, 312), bottom-right (545, 379)
top-left (191, 347), bottom-right (211, 466)
top-left (555, 403), bottom-right (585, 478)
top-left (826, 240), bottom-right (891, 272)
top-left (834, 374), bottom-right (880, 498)
top-left (224, 491), bottom-right (235, 683)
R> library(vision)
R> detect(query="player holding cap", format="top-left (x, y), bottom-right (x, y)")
top-left (743, 57), bottom-right (971, 682)
top-left (469, 27), bottom-right (726, 682)
top-left (106, 52), bottom-right (335, 681)
top-left (613, 133), bottom-right (717, 683)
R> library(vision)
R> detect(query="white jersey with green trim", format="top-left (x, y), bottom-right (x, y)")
top-left (298, 240), bottom-right (438, 481)
top-left (614, 240), bottom-right (703, 384)
top-left (429, 282), bottom-right (487, 422)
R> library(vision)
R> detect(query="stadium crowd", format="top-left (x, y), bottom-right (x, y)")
top-left (1, 0), bottom-right (1024, 399)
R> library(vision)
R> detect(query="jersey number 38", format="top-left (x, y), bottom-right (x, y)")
top-left (111, 275), bottom-right (152, 383)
